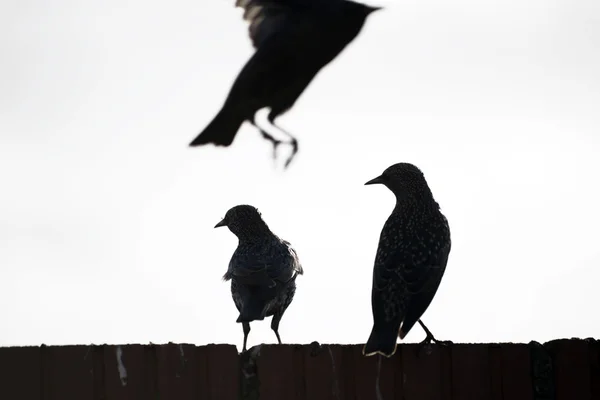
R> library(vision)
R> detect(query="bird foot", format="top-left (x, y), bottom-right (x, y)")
top-left (283, 138), bottom-right (299, 169)
top-left (416, 334), bottom-right (453, 358)
top-left (258, 129), bottom-right (298, 169)
top-left (258, 129), bottom-right (283, 162)
top-left (308, 341), bottom-right (324, 357)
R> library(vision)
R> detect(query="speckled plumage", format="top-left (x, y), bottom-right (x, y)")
top-left (362, 163), bottom-right (451, 358)
top-left (215, 205), bottom-right (303, 352)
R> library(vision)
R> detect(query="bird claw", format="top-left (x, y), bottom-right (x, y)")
top-left (271, 141), bottom-right (282, 163)
top-left (259, 129), bottom-right (282, 161)
top-left (283, 138), bottom-right (299, 169)
top-left (257, 127), bottom-right (298, 169)
top-left (308, 341), bottom-right (324, 357)
top-left (416, 334), bottom-right (452, 358)
top-left (416, 341), bottom-right (432, 358)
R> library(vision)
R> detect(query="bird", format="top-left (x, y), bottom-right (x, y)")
top-left (214, 204), bottom-right (304, 351)
top-left (362, 163), bottom-right (452, 358)
top-left (189, 0), bottom-right (382, 168)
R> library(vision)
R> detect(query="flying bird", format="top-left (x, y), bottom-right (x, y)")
top-left (362, 163), bottom-right (452, 358)
top-left (214, 204), bottom-right (304, 351)
top-left (189, 0), bottom-right (381, 168)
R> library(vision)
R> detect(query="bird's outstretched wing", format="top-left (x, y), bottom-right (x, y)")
top-left (234, 0), bottom-right (333, 48)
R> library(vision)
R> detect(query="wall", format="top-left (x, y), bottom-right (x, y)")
top-left (0, 338), bottom-right (597, 399)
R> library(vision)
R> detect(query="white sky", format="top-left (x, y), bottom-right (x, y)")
top-left (1, 0), bottom-right (599, 349)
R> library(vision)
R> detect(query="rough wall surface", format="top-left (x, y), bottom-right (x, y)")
top-left (0, 338), bottom-right (597, 399)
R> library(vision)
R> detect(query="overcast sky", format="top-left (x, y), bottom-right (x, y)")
top-left (1, 0), bottom-right (599, 349)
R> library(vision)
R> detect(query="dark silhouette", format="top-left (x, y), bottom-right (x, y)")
top-left (362, 163), bottom-right (452, 358)
top-left (214, 204), bottom-right (304, 351)
top-left (189, 0), bottom-right (381, 168)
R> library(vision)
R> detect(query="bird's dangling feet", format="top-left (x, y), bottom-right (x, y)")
top-left (283, 137), bottom-right (298, 169)
top-left (259, 128), bottom-right (298, 169)
top-left (249, 118), bottom-right (282, 166)
top-left (258, 128), bottom-right (284, 164)
top-left (250, 118), bottom-right (299, 169)
top-left (272, 123), bottom-right (298, 169)
top-left (416, 320), bottom-right (452, 357)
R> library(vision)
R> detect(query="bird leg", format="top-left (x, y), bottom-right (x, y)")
top-left (416, 320), bottom-right (452, 357)
top-left (270, 122), bottom-right (298, 169)
top-left (249, 116), bottom-right (298, 168)
top-left (418, 320), bottom-right (451, 345)
top-left (249, 119), bottom-right (283, 163)
top-left (271, 313), bottom-right (283, 345)
top-left (242, 322), bottom-right (251, 352)
top-left (259, 127), bottom-right (283, 162)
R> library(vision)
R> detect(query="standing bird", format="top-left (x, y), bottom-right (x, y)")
top-left (362, 163), bottom-right (452, 358)
top-left (214, 205), bottom-right (304, 351)
top-left (189, 0), bottom-right (382, 168)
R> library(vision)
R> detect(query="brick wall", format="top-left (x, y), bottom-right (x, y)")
top-left (0, 338), bottom-right (597, 399)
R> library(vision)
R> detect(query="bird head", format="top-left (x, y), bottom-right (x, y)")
top-left (214, 204), bottom-right (270, 238)
top-left (365, 163), bottom-right (432, 202)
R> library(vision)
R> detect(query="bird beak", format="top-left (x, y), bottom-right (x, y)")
top-left (214, 219), bottom-right (227, 228)
top-left (369, 5), bottom-right (383, 13)
top-left (364, 175), bottom-right (384, 186)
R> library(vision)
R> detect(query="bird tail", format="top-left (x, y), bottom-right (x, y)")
top-left (189, 107), bottom-right (245, 147)
top-left (362, 324), bottom-right (401, 358)
top-left (236, 295), bottom-right (267, 323)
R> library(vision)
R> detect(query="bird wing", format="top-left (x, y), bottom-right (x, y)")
top-left (399, 239), bottom-right (450, 297)
top-left (234, 0), bottom-right (329, 49)
top-left (229, 265), bottom-right (277, 287)
top-left (398, 238), bottom-right (451, 336)
top-left (371, 217), bottom-right (451, 327)
top-left (283, 239), bottom-right (304, 275)
top-left (223, 243), bottom-right (299, 287)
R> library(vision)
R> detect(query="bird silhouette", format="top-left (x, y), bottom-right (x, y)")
top-left (215, 205), bottom-right (303, 351)
top-left (362, 163), bottom-right (452, 358)
top-left (189, 0), bottom-right (381, 168)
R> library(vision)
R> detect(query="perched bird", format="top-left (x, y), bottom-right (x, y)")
top-left (214, 205), bottom-right (304, 351)
top-left (189, 0), bottom-right (381, 168)
top-left (362, 163), bottom-right (452, 358)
